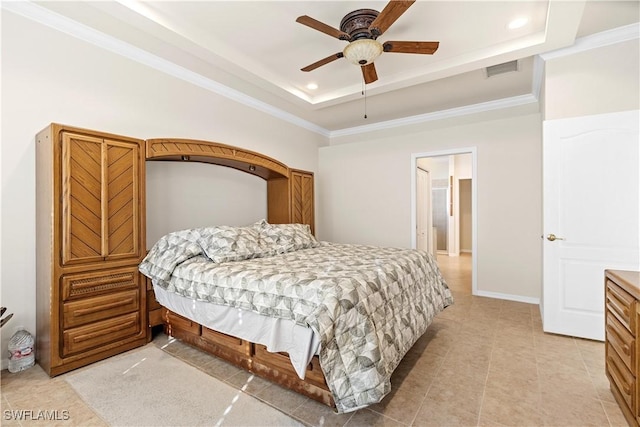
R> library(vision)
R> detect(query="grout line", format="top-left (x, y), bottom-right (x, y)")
top-left (407, 342), bottom-right (453, 427)
top-left (533, 298), bottom-right (546, 427)
top-left (476, 298), bottom-right (505, 426)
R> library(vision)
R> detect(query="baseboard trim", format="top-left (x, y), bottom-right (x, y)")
top-left (474, 290), bottom-right (540, 305)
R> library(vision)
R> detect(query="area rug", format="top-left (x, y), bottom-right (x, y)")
top-left (64, 344), bottom-right (303, 426)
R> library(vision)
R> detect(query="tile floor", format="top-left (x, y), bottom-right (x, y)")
top-left (1, 254), bottom-right (629, 426)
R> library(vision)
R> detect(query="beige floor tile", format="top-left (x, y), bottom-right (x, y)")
top-left (224, 369), bottom-right (274, 395)
top-left (291, 398), bottom-right (354, 427)
top-left (592, 374), bottom-right (618, 404)
top-left (2, 366), bottom-right (107, 427)
top-left (346, 409), bottom-right (406, 427)
top-left (413, 395), bottom-right (480, 427)
top-left (601, 399), bottom-right (631, 427)
top-left (480, 376), bottom-right (544, 427)
top-left (197, 354), bottom-right (245, 380)
top-left (366, 385), bottom-right (425, 425)
top-left (253, 382), bottom-right (311, 415)
top-left (477, 414), bottom-right (510, 427)
top-left (423, 374), bottom-right (486, 416)
top-left (479, 394), bottom-right (544, 427)
top-left (540, 397), bottom-right (610, 427)
top-left (398, 351), bottom-right (446, 380)
top-left (491, 344), bottom-right (538, 368)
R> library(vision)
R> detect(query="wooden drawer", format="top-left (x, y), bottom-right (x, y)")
top-left (62, 267), bottom-right (140, 301)
top-left (608, 342), bottom-right (636, 414)
top-left (607, 310), bottom-right (636, 372)
top-left (62, 312), bottom-right (141, 356)
top-left (607, 280), bottom-right (636, 334)
top-left (165, 310), bottom-right (201, 335)
top-left (63, 289), bottom-right (139, 329)
top-left (202, 327), bottom-right (248, 356)
top-left (149, 308), bottom-right (164, 327)
top-left (253, 344), bottom-right (326, 388)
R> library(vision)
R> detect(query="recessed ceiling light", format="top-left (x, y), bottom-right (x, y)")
top-left (508, 17), bottom-right (528, 30)
top-left (306, 83), bottom-right (318, 90)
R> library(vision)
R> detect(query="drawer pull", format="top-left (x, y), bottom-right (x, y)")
top-left (607, 294), bottom-right (630, 319)
top-left (73, 298), bottom-right (135, 316)
top-left (606, 323), bottom-right (631, 355)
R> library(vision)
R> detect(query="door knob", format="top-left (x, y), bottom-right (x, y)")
top-left (547, 234), bottom-right (565, 241)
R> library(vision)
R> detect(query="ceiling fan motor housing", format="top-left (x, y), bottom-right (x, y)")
top-left (340, 9), bottom-right (380, 40)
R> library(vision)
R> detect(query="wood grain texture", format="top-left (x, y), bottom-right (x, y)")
top-left (163, 308), bottom-right (335, 409)
top-left (146, 138), bottom-right (288, 180)
top-left (290, 170), bottom-right (315, 234)
top-left (605, 269), bottom-right (640, 427)
top-left (36, 123), bottom-right (147, 377)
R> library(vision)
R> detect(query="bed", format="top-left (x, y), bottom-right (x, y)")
top-left (139, 220), bottom-right (453, 413)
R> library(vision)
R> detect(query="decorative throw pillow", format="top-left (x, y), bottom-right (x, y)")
top-left (197, 225), bottom-right (263, 263)
top-left (256, 221), bottom-right (318, 253)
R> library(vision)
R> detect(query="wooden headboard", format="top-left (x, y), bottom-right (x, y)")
top-left (146, 138), bottom-right (288, 180)
top-left (145, 138), bottom-right (314, 233)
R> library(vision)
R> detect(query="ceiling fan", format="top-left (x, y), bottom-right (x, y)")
top-left (296, 0), bottom-right (439, 84)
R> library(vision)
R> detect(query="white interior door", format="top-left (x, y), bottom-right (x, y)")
top-left (542, 110), bottom-right (640, 341)
top-left (416, 167), bottom-right (432, 253)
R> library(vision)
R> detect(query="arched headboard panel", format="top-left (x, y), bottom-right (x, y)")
top-left (146, 138), bottom-right (289, 180)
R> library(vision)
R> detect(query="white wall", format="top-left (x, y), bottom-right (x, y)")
top-left (146, 162), bottom-right (267, 244)
top-left (319, 113), bottom-right (543, 301)
top-left (0, 11), bottom-right (325, 367)
top-left (544, 39), bottom-right (639, 120)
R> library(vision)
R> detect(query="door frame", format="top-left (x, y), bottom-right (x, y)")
top-left (416, 166), bottom-right (433, 254)
top-left (411, 147), bottom-right (478, 295)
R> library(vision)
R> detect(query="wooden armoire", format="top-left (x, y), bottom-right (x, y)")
top-left (35, 124), bottom-right (147, 376)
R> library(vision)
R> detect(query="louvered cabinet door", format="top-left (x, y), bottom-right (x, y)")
top-left (61, 133), bottom-right (142, 265)
top-left (104, 139), bottom-right (140, 261)
top-left (290, 170), bottom-right (314, 234)
top-left (61, 133), bottom-right (104, 265)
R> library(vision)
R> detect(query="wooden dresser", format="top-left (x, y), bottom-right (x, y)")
top-left (36, 123), bottom-right (147, 376)
top-left (606, 269), bottom-right (640, 427)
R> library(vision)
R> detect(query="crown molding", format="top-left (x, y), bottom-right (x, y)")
top-left (540, 22), bottom-right (639, 61)
top-left (1, 1), bottom-right (330, 138)
top-left (329, 94), bottom-right (539, 138)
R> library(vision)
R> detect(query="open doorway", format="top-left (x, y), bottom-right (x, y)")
top-left (411, 148), bottom-right (477, 295)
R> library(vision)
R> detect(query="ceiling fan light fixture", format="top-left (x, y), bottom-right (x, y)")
top-left (343, 39), bottom-right (383, 66)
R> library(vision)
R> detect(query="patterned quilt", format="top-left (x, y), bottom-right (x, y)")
top-left (139, 222), bottom-right (453, 413)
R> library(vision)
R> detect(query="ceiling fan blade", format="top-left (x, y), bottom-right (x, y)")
top-left (296, 15), bottom-right (351, 41)
top-left (369, 0), bottom-right (416, 37)
top-left (383, 41), bottom-right (439, 54)
top-left (301, 52), bottom-right (344, 72)
top-left (362, 63), bottom-right (378, 84)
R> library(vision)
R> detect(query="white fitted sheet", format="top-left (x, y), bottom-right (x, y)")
top-left (153, 283), bottom-right (320, 379)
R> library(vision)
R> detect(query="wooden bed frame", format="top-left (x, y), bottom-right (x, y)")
top-left (144, 139), bottom-right (334, 407)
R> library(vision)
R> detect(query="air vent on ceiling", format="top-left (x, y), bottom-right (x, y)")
top-left (485, 60), bottom-right (519, 78)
